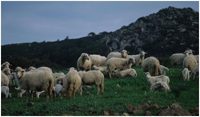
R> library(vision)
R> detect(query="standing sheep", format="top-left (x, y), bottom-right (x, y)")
top-left (182, 68), bottom-right (191, 81)
top-left (142, 57), bottom-right (162, 76)
top-left (78, 70), bottom-right (104, 95)
top-left (183, 54), bottom-right (197, 71)
top-left (191, 64), bottom-right (199, 79)
top-left (128, 51), bottom-right (147, 67)
top-left (62, 67), bottom-right (82, 99)
top-left (77, 53), bottom-right (92, 71)
top-left (1, 71), bottom-right (9, 86)
top-left (113, 68), bottom-right (137, 78)
top-left (145, 72), bottom-right (170, 85)
top-left (1, 86), bottom-right (11, 98)
top-left (106, 57), bottom-right (135, 78)
top-left (106, 50), bottom-right (128, 61)
top-left (89, 54), bottom-right (107, 66)
top-left (15, 67), bottom-right (55, 102)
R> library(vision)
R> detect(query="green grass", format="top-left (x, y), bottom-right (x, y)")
top-left (1, 67), bottom-right (199, 116)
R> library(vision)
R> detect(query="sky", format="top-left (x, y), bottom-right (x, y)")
top-left (1, 1), bottom-right (199, 45)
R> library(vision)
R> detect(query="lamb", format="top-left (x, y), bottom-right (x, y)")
top-left (142, 57), bottom-right (162, 76)
top-left (78, 70), bottom-right (104, 95)
top-left (106, 50), bottom-right (128, 61)
top-left (150, 81), bottom-right (171, 92)
top-left (145, 72), bottom-right (170, 85)
top-left (191, 64), bottom-right (199, 79)
top-left (182, 68), bottom-right (191, 81)
top-left (1, 86), bottom-right (11, 98)
top-left (183, 54), bottom-right (197, 71)
top-left (160, 65), bottom-right (169, 75)
top-left (128, 51), bottom-right (147, 67)
top-left (62, 67), bottom-right (82, 98)
top-left (77, 53), bottom-right (92, 71)
top-left (54, 83), bottom-right (63, 97)
top-left (89, 54), bottom-right (107, 66)
top-left (113, 68), bottom-right (137, 78)
top-left (106, 57), bottom-right (135, 78)
top-left (15, 67), bottom-right (55, 101)
top-left (92, 65), bottom-right (106, 72)
top-left (1, 71), bottom-right (9, 86)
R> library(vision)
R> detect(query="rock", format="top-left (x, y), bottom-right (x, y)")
top-left (126, 104), bottom-right (134, 113)
top-left (148, 103), bottom-right (159, 110)
top-left (133, 107), bottom-right (142, 114)
top-left (146, 110), bottom-right (151, 116)
top-left (122, 112), bottom-right (130, 116)
top-left (103, 110), bottom-right (109, 116)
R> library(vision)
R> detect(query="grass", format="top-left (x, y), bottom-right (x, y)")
top-left (1, 67), bottom-right (199, 116)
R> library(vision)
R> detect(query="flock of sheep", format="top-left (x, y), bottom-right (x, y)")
top-left (1, 48), bottom-right (199, 102)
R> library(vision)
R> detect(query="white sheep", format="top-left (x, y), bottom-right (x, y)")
top-left (89, 54), bottom-right (107, 66)
top-left (77, 53), bottom-right (92, 71)
top-left (26, 66), bottom-right (37, 71)
top-left (2, 68), bottom-right (11, 76)
top-left (15, 67), bottom-right (55, 101)
top-left (160, 65), bottom-right (169, 75)
top-left (150, 81), bottom-right (171, 92)
top-left (106, 57), bottom-right (135, 78)
top-left (53, 72), bottom-right (65, 79)
top-left (182, 68), bottom-right (191, 81)
top-left (128, 51), bottom-right (147, 67)
top-left (1, 86), bottom-right (11, 98)
top-left (106, 50), bottom-right (128, 61)
top-left (62, 67), bottom-right (82, 98)
top-left (92, 65), bottom-right (106, 72)
top-left (1, 61), bottom-right (11, 69)
top-left (194, 55), bottom-right (199, 63)
top-left (1, 71), bottom-right (9, 86)
top-left (145, 72), bottom-right (170, 85)
top-left (113, 68), bottom-right (137, 78)
top-left (142, 57), bottom-right (162, 76)
top-left (54, 83), bottom-right (63, 97)
top-left (183, 54), bottom-right (197, 71)
top-left (78, 70), bottom-right (104, 95)
top-left (191, 64), bottom-right (199, 79)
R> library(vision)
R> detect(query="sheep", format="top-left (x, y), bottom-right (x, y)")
top-left (78, 70), bottom-right (104, 95)
top-left (106, 57), bottom-right (135, 78)
top-left (77, 53), bottom-right (92, 71)
top-left (1, 86), bottom-right (11, 98)
top-left (89, 54), bottom-right (107, 66)
top-left (1, 61), bottom-right (11, 69)
top-left (1, 71), bottom-right (9, 86)
top-left (182, 68), bottom-right (191, 81)
top-left (128, 51), bottom-right (147, 67)
top-left (54, 83), bottom-right (63, 97)
top-left (106, 50), bottom-right (128, 61)
top-left (53, 72), bottom-right (65, 79)
top-left (194, 55), bottom-right (199, 63)
top-left (15, 67), bottom-right (55, 101)
top-left (92, 65), bottom-right (106, 72)
top-left (183, 54), bottom-right (197, 71)
top-left (2, 68), bottom-right (11, 76)
top-left (191, 64), bottom-right (199, 79)
top-left (26, 66), bottom-right (36, 71)
top-left (160, 65), bottom-right (169, 75)
top-left (113, 68), bottom-right (137, 78)
top-left (145, 72), bottom-right (170, 85)
top-left (62, 67), bottom-right (82, 99)
top-left (150, 81), bottom-right (171, 92)
top-left (142, 57), bottom-right (162, 76)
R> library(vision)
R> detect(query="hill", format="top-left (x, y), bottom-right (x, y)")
top-left (2, 6), bottom-right (199, 69)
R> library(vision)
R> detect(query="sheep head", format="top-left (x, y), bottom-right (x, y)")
top-left (15, 67), bottom-right (25, 79)
top-left (128, 58), bottom-right (135, 64)
top-left (130, 69), bottom-right (137, 77)
top-left (121, 50), bottom-right (128, 58)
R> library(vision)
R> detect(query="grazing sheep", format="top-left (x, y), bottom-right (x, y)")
top-left (1, 86), bottom-right (11, 98)
top-left (15, 67), bottom-right (55, 101)
top-left (182, 68), bottom-right (191, 81)
top-left (150, 81), bottom-right (171, 92)
top-left (62, 67), bottom-right (82, 99)
top-left (145, 72), bottom-right (170, 85)
top-left (78, 70), bottom-right (104, 95)
top-left (128, 51), bottom-right (147, 67)
top-left (77, 53), bottom-right (92, 71)
top-left (106, 50), bottom-right (128, 61)
top-left (160, 65), bottom-right (169, 75)
top-left (89, 54), bottom-right (107, 66)
top-left (113, 68), bottom-right (137, 78)
top-left (191, 64), bottom-right (199, 79)
top-left (183, 54), bottom-right (197, 71)
top-left (92, 65), bottom-right (106, 72)
top-left (142, 57), bottom-right (162, 76)
top-left (106, 57), bottom-right (135, 78)
top-left (1, 71), bottom-right (9, 86)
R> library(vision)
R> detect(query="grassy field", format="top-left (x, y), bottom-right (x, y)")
top-left (1, 67), bottom-right (199, 116)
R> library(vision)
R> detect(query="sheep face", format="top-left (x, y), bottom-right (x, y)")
top-left (130, 70), bottom-right (137, 77)
top-left (121, 50), bottom-right (128, 58)
top-left (15, 67), bottom-right (25, 79)
top-left (128, 58), bottom-right (135, 64)
top-left (82, 54), bottom-right (89, 61)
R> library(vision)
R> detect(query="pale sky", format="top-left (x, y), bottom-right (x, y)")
top-left (1, 1), bottom-right (199, 45)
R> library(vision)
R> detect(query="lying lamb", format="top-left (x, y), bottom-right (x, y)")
top-left (113, 68), bottom-right (137, 78)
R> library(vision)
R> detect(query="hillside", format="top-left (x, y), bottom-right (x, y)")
top-left (1, 6), bottom-right (199, 69)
